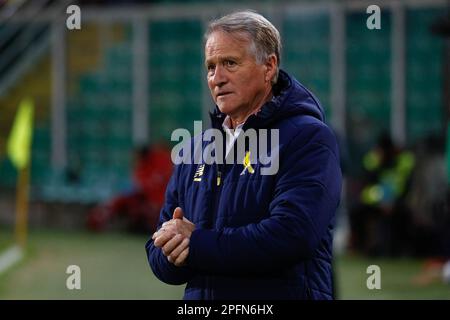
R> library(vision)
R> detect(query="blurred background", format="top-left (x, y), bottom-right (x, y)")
top-left (0, 0), bottom-right (449, 299)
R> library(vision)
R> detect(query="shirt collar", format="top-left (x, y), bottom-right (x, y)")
top-left (222, 115), bottom-right (244, 131)
top-left (221, 105), bottom-right (264, 131)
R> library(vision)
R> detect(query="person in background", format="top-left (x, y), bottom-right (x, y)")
top-left (349, 132), bottom-right (415, 257)
top-left (87, 143), bottom-right (172, 233)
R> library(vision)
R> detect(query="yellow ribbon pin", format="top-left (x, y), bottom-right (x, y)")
top-left (241, 151), bottom-right (255, 175)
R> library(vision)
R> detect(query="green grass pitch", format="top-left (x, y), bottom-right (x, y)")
top-left (0, 228), bottom-right (449, 299)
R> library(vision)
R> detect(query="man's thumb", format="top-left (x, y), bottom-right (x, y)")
top-left (173, 207), bottom-right (184, 220)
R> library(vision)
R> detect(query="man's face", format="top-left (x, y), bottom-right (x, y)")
top-left (205, 31), bottom-right (270, 119)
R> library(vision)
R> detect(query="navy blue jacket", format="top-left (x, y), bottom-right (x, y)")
top-left (146, 70), bottom-right (342, 300)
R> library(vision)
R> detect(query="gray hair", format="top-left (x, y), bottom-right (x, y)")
top-left (205, 10), bottom-right (281, 85)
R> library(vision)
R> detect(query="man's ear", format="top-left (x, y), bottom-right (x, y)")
top-left (264, 54), bottom-right (277, 83)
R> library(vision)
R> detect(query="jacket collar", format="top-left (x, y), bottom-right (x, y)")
top-left (209, 69), bottom-right (293, 130)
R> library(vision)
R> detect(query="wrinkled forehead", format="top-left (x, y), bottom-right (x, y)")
top-left (205, 30), bottom-right (253, 50)
top-left (204, 30), bottom-right (254, 57)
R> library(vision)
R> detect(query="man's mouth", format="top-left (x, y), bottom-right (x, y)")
top-left (217, 92), bottom-right (232, 98)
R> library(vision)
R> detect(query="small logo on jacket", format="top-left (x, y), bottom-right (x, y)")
top-left (193, 164), bottom-right (205, 182)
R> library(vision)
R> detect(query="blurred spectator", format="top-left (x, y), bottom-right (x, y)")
top-left (87, 143), bottom-right (173, 233)
top-left (412, 258), bottom-right (450, 286)
top-left (349, 132), bottom-right (416, 257)
top-left (406, 135), bottom-right (450, 257)
top-left (411, 128), bottom-right (450, 286)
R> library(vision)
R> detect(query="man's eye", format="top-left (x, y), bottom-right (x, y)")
top-left (207, 64), bottom-right (215, 71)
top-left (225, 60), bottom-right (236, 67)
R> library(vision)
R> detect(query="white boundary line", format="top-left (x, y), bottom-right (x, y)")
top-left (0, 245), bottom-right (23, 275)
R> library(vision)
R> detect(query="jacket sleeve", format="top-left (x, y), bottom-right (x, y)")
top-left (187, 123), bottom-right (342, 275)
top-left (145, 164), bottom-right (195, 285)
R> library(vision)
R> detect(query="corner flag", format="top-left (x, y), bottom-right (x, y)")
top-left (6, 98), bottom-right (34, 248)
top-left (7, 98), bottom-right (34, 170)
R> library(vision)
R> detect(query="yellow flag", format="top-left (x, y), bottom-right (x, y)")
top-left (7, 98), bottom-right (34, 170)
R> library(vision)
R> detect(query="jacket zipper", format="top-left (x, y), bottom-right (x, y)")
top-left (205, 122), bottom-right (226, 300)
top-left (207, 164), bottom-right (225, 300)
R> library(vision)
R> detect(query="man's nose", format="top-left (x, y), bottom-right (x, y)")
top-left (211, 64), bottom-right (228, 87)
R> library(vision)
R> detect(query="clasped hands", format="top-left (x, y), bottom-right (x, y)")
top-left (152, 207), bottom-right (195, 267)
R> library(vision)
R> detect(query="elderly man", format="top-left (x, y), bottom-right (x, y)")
top-left (146, 11), bottom-right (342, 300)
